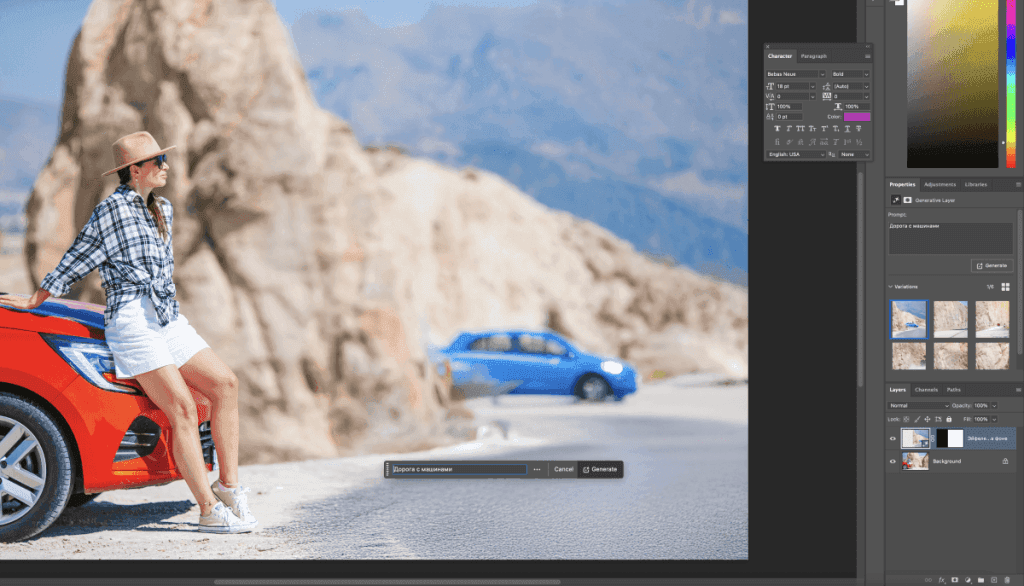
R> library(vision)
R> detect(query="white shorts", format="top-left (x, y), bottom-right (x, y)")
top-left (104, 296), bottom-right (210, 378)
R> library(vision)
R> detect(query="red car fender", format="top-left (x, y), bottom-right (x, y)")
top-left (0, 329), bottom-right (79, 395)
top-left (1, 325), bottom-right (213, 494)
top-left (57, 379), bottom-right (212, 493)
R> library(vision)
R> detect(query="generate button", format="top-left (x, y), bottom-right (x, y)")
top-left (971, 259), bottom-right (1014, 273)
top-left (578, 461), bottom-right (624, 479)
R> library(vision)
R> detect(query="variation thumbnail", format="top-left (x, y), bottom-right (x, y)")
top-left (975, 300), bottom-right (1009, 338)
top-left (891, 300), bottom-right (927, 339)
top-left (893, 342), bottom-right (926, 370)
top-left (976, 343), bottom-right (1010, 369)
top-left (902, 428), bottom-right (931, 449)
top-left (907, 0), bottom-right (999, 168)
top-left (934, 342), bottom-right (967, 370)
top-left (902, 452), bottom-right (929, 470)
top-left (933, 301), bottom-right (968, 338)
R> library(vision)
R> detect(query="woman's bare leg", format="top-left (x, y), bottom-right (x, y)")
top-left (178, 348), bottom-right (240, 487)
top-left (134, 364), bottom-right (219, 515)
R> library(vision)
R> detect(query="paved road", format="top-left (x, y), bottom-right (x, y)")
top-left (3, 375), bottom-right (746, 560)
top-left (977, 327), bottom-right (1009, 339)
top-left (893, 328), bottom-right (926, 339)
top-left (934, 329), bottom-right (967, 338)
top-left (270, 375), bottom-right (748, 559)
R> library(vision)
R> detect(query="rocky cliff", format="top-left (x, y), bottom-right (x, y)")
top-left (933, 301), bottom-right (967, 331)
top-left (364, 149), bottom-right (748, 379)
top-left (892, 343), bottom-right (926, 370)
top-left (24, 0), bottom-right (747, 463)
top-left (975, 301), bottom-right (1009, 331)
top-left (934, 342), bottom-right (967, 370)
top-left (976, 343), bottom-right (1009, 370)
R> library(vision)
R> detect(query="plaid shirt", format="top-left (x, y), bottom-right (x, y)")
top-left (40, 184), bottom-right (178, 328)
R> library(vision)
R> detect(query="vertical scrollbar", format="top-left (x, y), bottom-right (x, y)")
top-left (1017, 210), bottom-right (1022, 359)
top-left (858, 170), bottom-right (865, 386)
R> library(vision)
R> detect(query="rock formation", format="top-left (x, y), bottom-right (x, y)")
top-left (976, 343), bottom-right (1009, 370)
top-left (24, 0), bottom-right (747, 463)
top-left (975, 301), bottom-right (1009, 331)
top-left (905, 430), bottom-right (928, 448)
top-left (892, 343), bottom-right (926, 370)
top-left (933, 301), bottom-right (967, 331)
top-left (891, 302), bottom-right (925, 333)
top-left (903, 452), bottom-right (928, 470)
top-left (364, 149), bottom-right (748, 380)
top-left (933, 342), bottom-right (967, 370)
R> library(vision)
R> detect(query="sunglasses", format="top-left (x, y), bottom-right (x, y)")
top-left (140, 153), bottom-right (167, 168)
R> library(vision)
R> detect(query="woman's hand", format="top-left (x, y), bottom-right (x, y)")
top-left (0, 289), bottom-right (50, 310)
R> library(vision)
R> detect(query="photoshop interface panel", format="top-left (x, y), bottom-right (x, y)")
top-left (764, 1), bottom-right (1023, 584)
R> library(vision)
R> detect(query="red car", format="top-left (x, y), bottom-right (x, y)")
top-left (0, 293), bottom-right (215, 542)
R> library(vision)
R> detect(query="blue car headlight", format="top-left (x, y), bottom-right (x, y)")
top-left (40, 333), bottom-right (145, 395)
top-left (601, 360), bottom-right (624, 375)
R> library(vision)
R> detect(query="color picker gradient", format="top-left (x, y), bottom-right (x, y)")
top-left (908, 0), bottom-right (1000, 168)
top-left (1008, 0), bottom-right (1017, 168)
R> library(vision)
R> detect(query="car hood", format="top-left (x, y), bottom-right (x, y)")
top-left (0, 295), bottom-right (106, 339)
top-left (572, 353), bottom-right (635, 371)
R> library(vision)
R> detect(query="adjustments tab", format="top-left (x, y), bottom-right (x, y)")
top-left (763, 43), bottom-right (874, 162)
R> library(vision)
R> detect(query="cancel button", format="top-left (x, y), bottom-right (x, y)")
top-left (549, 461), bottom-right (577, 478)
top-left (578, 461), bottom-right (625, 479)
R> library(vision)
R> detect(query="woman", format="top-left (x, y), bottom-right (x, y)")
top-left (0, 131), bottom-right (257, 534)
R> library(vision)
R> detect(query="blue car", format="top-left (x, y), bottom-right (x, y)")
top-left (435, 330), bottom-right (639, 401)
top-left (905, 323), bottom-right (918, 328)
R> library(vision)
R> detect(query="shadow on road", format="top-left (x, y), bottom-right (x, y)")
top-left (34, 500), bottom-right (197, 539)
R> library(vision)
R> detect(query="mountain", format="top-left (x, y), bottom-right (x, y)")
top-left (0, 97), bottom-right (59, 233)
top-left (289, 0), bottom-right (749, 281)
top-left (892, 300), bottom-right (926, 321)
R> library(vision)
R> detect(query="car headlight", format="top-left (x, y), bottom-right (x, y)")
top-left (601, 360), bottom-right (624, 375)
top-left (40, 333), bottom-right (145, 395)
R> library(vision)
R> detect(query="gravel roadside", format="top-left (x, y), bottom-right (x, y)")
top-left (0, 430), bottom-right (548, 559)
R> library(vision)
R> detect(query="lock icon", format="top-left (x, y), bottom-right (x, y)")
top-left (1004, 458), bottom-right (1010, 465)
top-left (946, 416), bottom-right (952, 422)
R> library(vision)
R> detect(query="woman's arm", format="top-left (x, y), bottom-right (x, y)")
top-left (0, 288), bottom-right (50, 310)
top-left (38, 204), bottom-right (109, 298)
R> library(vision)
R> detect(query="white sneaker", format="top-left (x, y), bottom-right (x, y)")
top-left (211, 481), bottom-right (258, 527)
top-left (198, 502), bottom-right (255, 534)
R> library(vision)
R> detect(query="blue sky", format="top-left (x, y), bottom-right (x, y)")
top-left (0, 0), bottom-right (534, 103)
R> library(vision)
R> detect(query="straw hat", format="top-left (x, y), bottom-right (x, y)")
top-left (101, 131), bottom-right (176, 177)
